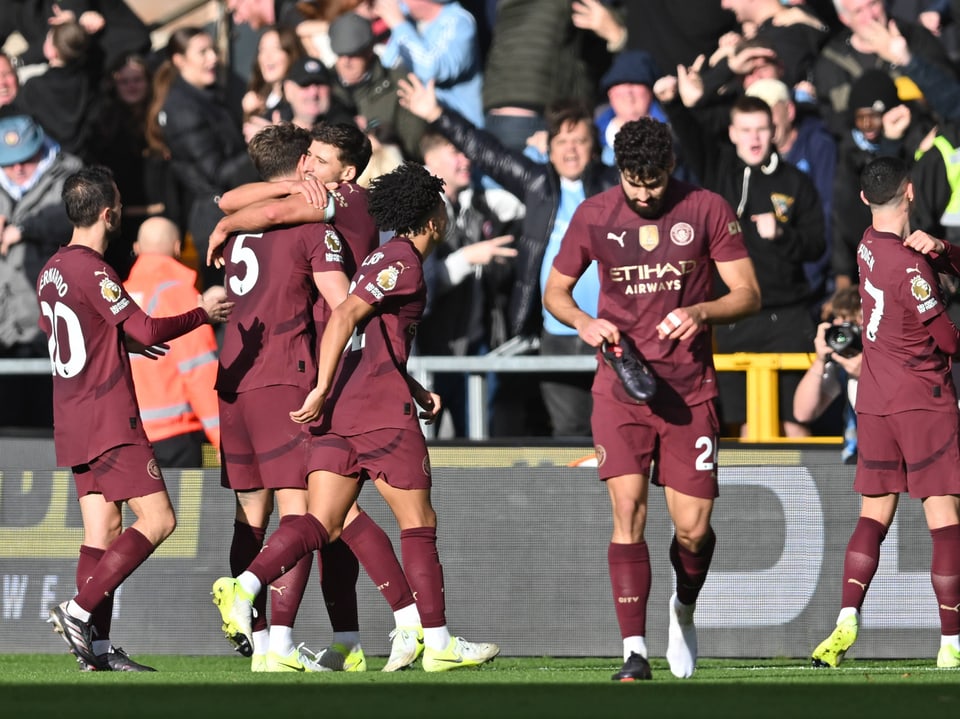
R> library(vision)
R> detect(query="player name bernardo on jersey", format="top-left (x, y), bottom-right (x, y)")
top-left (38, 267), bottom-right (69, 297)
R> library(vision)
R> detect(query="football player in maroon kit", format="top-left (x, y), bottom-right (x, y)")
top-left (543, 118), bottom-right (761, 680)
top-left (812, 155), bottom-right (960, 670)
top-left (212, 162), bottom-right (500, 671)
top-left (41, 166), bottom-right (232, 670)
top-left (212, 123), bottom-right (422, 672)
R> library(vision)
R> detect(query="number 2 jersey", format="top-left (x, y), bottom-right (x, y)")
top-left (855, 226), bottom-right (957, 415)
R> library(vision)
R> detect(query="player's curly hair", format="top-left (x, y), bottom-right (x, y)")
top-left (367, 162), bottom-right (444, 234)
top-left (613, 117), bottom-right (675, 180)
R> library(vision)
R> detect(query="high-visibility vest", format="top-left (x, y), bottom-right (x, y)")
top-left (916, 134), bottom-right (960, 227)
top-left (123, 254), bottom-right (221, 448)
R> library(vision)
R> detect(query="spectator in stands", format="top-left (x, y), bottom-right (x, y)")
top-left (146, 27), bottom-right (259, 290)
top-left (375, 0), bottom-right (485, 127)
top-left (481, 0), bottom-right (611, 152)
top-left (0, 52), bottom-right (19, 113)
top-left (17, 19), bottom-right (98, 161)
top-left (275, 56), bottom-right (355, 132)
top-left (241, 25), bottom-right (305, 126)
top-left (0, 114), bottom-right (81, 426)
top-left (417, 129), bottom-right (522, 436)
top-left (745, 77), bottom-right (838, 303)
top-left (89, 53), bottom-right (176, 280)
top-left (227, 0), bottom-right (312, 30)
top-left (399, 74), bottom-right (619, 437)
top-left (657, 73), bottom-right (825, 439)
top-left (124, 217), bottom-right (221, 468)
top-left (328, 12), bottom-right (426, 159)
top-left (793, 285), bottom-right (862, 463)
top-left (595, 50), bottom-right (667, 167)
top-left (0, 1), bottom-right (150, 71)
top-left (831, 70), bottom-right (911, 289)
top-left (813, 0), bottom-right (955, 137)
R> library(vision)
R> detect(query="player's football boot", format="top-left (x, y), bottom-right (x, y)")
top-left (313, 643), bottom-right (367, 672)
top-left (937, 644), bottom-right (960, 668)
top-left (48, 601), bottom-right (99, 667)
top-left (422, 636), bottom-right (499, 672)
top-left (811, 614), bottom-right (859, 667)
top-left (612, 652), bottom-right (653, 681)
top-left (265, 644), bottom-right (326, 672)
top-left (382, 625), bottom-right (425, 672)
top-left (211, 577), bottom-right (255, 657)
top-left (666, 593), bottom-right (697, 678)
top-left (601, 339), bottom-right (656, 403)
top-left (250, 654), bottom-right (268, 672)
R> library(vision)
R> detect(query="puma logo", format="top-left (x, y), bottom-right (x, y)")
top-left (940, 603), bottom-right (960, 613)
top-left (377, 581), bottom-right (391, 591)
top-left (607, 230), bottom-right (626, 248)
top-left (269, 584), bottom-right (286, 596)
top-left (846, 578), bottom-right (868, 590)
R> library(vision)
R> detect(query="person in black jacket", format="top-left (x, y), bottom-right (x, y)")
top-left (399, 72), bottom-right (619, 438)
top-left (146, 27), bottom-right (259, 290)
top-left (657, 74), bottom-right (825, 438)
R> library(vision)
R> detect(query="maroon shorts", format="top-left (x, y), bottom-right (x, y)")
top-left (855, 409), bottom-right (960, 499)
top-left (72, 443), bottom-right (165, 503)
top-left (219, 386), bottom-right (309, 491)
top-left (305, 426), bottom-right (432, 490)
top-left (591, 396), bottom-right (719, 499)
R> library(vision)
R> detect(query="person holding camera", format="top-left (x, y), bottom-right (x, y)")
top-left (793, 285), bottom-right (862, 464)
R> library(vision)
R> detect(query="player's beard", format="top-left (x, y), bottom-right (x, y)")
top-left (627, 195), bottom-right (662, 219)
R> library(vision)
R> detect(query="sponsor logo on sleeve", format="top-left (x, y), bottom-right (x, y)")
top-left (727, 220), bottom-right (742, 236)
top-left (96, 270), bottom-right (129, 315)
top-left (324, 228), bottom-right (343, 254)
top-left (910, 274), bottom-right (937, 313)
top-left (376, 265), bottom-right (400, 291)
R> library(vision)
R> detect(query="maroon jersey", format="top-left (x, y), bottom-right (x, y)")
top-left (320, 237), bottom-right (425, 435)
top-left (216, 222), bottom-right (338, 393)
top-left (312, 183), bottom-right (378, 329)
top-left (552, 179), bottom-right (748, 406)
top-left (855, 226), bottom-right (957, 414)
top-left (36, 245), bottom-right (145, 466)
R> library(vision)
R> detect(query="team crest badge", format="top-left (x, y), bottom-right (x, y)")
top-left (376, 265), bottom-right (400, 291)
top-left (770, 193), bottom-right (794, 223)
top-left (670, 222), bottom-right (694, 246)
top-left (594, 444), bottom-right (606, 467)
top-left (639, 225), bottom-right (659, 251)
top-left (147, 458), bottom-right (163, 481)
top-left (99, 277), bottom-right (122, 302)
top-left (324, 228), bottom-right (342, 253)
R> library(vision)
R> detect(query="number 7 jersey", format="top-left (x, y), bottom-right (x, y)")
top-left (36, 245), bottom-right (146, 466)
top-left (856, 226), bottom-right (957, 415)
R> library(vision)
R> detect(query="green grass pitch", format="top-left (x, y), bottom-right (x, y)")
top-left (5, 655), bottom-right (960, 718)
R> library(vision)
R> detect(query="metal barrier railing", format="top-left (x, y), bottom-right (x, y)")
top-left (1, 353), bottom-right (817, 441)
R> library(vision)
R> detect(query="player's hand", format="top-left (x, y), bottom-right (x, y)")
top-left (397, 74), bottom-right (442, 123)
top-left (656, 306), bottom-right (704, 341)
top-left (575, 317), bottom-right (620, 348)
top-left (293, 176), bottom-right (329, 209)
top-left (207, 223), bottom-right (229, 267)
top-left (460, 235), bottom-right (517, 265)
top-left (290, 387), bottom-right (327, 423)
top-left (126, 338), bottom-right (170, 360)
top-left (903, 230), bottom-right (945, 255)
top-left (200, 285), bottom-right (233, 323)
top-left (411, 386), bottom-right (442, 424)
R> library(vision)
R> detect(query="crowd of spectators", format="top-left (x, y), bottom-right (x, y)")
top-left (5, 0), bottom-right (960, 441)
